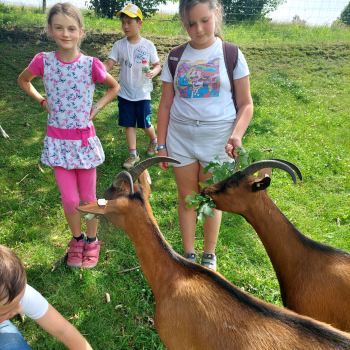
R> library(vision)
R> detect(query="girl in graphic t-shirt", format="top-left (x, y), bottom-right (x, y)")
top-left (17, 3), bottom-right (120, 269)
top-left (157, 0), bottom-right (253, 271)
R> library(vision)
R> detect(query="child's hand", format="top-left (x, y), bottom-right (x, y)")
top-left (158, 148), bottom-right (169, 171)
top-left (226, 135), bottom-right (242, 158)
top-left (89, 106), bottom-right (99, 121)
top-left (225, 143), bottom-right (234, 158)
top-left (145, 70), bottom-right (156, 79)
top-left (42, 101), bottom-right (51, 116)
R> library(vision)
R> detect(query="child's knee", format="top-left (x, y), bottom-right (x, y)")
top-left (80, 194), bottom-right (97, 206)
top-left (62, 199), bottom-right (80, 214)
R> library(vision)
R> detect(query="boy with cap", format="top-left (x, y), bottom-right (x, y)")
top-left (105, 4), bottom-right (161, 169)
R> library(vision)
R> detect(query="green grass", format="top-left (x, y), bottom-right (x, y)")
top-left (1, 4), bottom-right (350, 348)
top-left (1, 3), bottom-right (350, 43)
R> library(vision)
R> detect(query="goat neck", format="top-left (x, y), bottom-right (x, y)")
top-left (203, 173), bottom-right (308, 300)
top-left (78, 178), bottom-right (184, 300)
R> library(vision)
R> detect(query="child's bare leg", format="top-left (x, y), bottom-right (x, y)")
top-left (65, 212), bottom-right (82, 238)
top-left (142, 125), bottom-right (156, 140)
top-left (173, 162), bottom-right (201, 255)
top-left (86, 218), bottom-right (98, 239)
top-left (199, 165), bottom-right (221, 254)
top-left (125, 127), bottom-right (137, 149)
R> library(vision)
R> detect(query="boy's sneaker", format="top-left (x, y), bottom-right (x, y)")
top-left (81, 238), bottom-right (102, 269)
top-left (201, 253), bottom-right (217, 271)
top-left (184, 252), bottom-right (198, 263)
top-left (67, 234), bottom-right (86, 268)
top-left (123, 153), bottom-right (140, 169)
top-left (147, 142), bottom-right (158, 156)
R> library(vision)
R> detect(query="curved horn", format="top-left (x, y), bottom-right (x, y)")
top-left (112, 171), bottom-right (134, 195)
top-left (242, 160), bottom-right (297, 184)
top-left (129, 157), bottom-right (181, 182)
top-left (268, 159), bottom-right (302, 181)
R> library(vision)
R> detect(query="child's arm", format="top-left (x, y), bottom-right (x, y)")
top-left (145, 62), bottom-right (161, 79)
top-left (226, 75), bottom-right (253, 158)
top-left (17, 68), bottom-right (50, 115)
top-left (35, 304), bottom-right (93, 350)
top-left (157, 81), bottom-right (175, 171)
top-left (89, 73), bottom-right (120, 121)
top-left (105, 58), bottom-right (116, 73)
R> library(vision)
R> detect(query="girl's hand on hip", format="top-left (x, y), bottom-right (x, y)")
top-left (226, 135), bottom-right (242, 158)
top-left (158, 148), bottom-right (169, 171)
top-left (89, 107), bottom-right (98, 121)
top-left (43, 101), bottom-right (51, 116)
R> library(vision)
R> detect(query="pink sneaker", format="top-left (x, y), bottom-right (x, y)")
top-left (67, 236), bottom-right (85, 268)
top-left (81, 240), bottom-right (102, 269)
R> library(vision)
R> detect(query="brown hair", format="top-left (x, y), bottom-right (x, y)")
top-left (0, 245), bottom-right (26, 305)
top-left (47, 3), bottom-right (84, 44)
top-left (120, 13), bottom-right (141, 23)
top-left (179, 0), bottom-right (224, 40)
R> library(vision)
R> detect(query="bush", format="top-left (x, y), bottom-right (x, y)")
top-left (89, 0), bottom-right (167, 19)
top-left (222, 0), bottom-right (285, 23)
top-left (340, 2), bottom-right (350, 26)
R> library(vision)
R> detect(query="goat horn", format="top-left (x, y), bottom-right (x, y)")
top-left (242, 160), bottom-right (297, 184)
top-left (268, 159), bottom-right (302, 181)
top-left (112, 171), bottom-right (134, 195)
top-left (129, 157), bottom-right (181, 182)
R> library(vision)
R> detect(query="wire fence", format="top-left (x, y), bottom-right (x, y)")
top-left (1, 0), bottom-right (349, 26)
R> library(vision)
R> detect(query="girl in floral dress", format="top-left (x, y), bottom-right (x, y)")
top-left (18, 3), bottom-right (120, 269)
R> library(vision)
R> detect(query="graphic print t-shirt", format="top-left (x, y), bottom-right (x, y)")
top-left (108, 37), bottom-right (159, 101)
top-left (161, 38), bottom-right (249, 122)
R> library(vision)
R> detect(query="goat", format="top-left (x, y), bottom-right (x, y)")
top-left (77, 157), bottom-right (350, 350)
top-left (202, 159), bottom-right (350, 332)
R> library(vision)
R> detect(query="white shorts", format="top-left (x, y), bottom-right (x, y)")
top-left (166, 116), bottom-right (235, 169)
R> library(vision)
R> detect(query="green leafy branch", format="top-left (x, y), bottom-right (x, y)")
top-left (185, 192), bottom-right (216, 225)
top-left (185, 147), bottom-right (262, 224)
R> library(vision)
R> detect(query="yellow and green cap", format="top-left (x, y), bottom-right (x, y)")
top-left (117, 4), bottom-right (143, 21)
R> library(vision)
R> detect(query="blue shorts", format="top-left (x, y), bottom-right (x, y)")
top-left (118, 96), bottom-right (152, 129)
top-left (0, 320), bottom-right (32, 350)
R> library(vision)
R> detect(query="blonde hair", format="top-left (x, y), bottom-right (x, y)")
top-left (47, 3), bottom-right (84, 45)
top-left (179, 0), bottom-right (224, 40)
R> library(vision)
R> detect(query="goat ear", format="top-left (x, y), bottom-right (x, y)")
top-left (257, 168), bottom-right (272, 179)
top-left (137, 169), bottom-right (151, 201)
top-left (252, 176), bottom-right (271, 192)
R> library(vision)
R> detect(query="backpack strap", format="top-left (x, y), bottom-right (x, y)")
top-left (168, 43), bottom-right (188, 80)
top-left (222, 41), bottom-right (239, 107)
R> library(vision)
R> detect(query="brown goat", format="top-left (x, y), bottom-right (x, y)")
top-left (202, 159), bottom-right (350, 332)
top-left (78, 157), bottom-right (350, 349)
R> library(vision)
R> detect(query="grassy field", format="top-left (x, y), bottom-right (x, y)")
top-left (1, 4), bottom-right (350, 349)
top-left (2, 3), bottom-right (350, 43)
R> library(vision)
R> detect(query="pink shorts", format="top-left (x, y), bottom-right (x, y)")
top-left (54, 167), bottom-right (97, 214)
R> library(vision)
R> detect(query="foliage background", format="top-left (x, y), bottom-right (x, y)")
top-left (0, 5), bottom-right (350, 349)
top-left (88, 0), bottom-right (167, 19)
top-left (221, 0), bottom-right (284, 22)
top-left (341, 1), bottom-right (350, 26)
